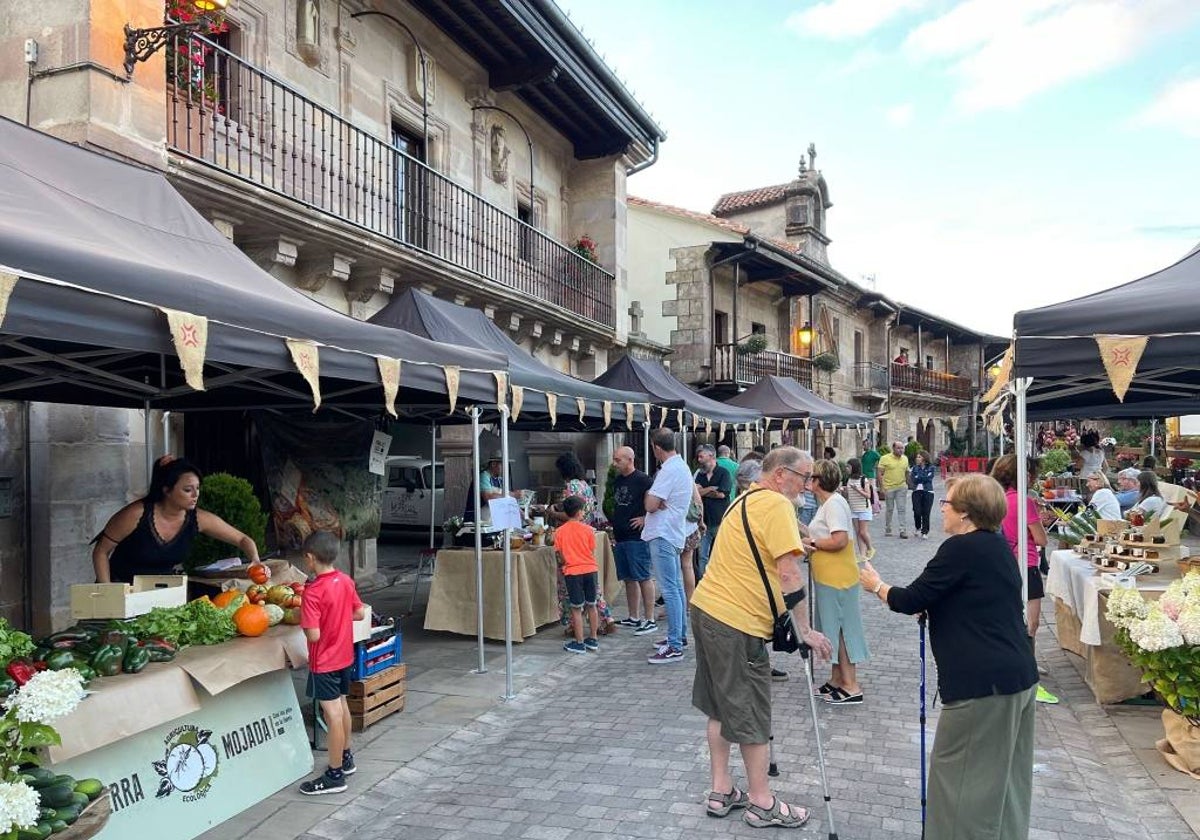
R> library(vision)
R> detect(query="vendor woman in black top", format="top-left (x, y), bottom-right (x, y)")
top-left (858, 473), bottom-right (1037, 840)
top-left (92, 456), bottom-right (260, 584)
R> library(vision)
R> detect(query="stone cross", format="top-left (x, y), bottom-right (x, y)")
top-left (808, 142), bottom-right (817, 172)
top-left (628, 299), bottom-right (643, 335)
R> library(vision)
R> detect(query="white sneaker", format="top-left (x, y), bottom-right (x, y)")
top-left (633, 620), bottom-right (658, 636)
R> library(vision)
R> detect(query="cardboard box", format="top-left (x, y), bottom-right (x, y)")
top-left (70, 575), bottom-right (188, 620)
top-left (352, 605), bottom-right (373, 643)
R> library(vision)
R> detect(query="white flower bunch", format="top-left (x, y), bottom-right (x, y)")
top-left (1105, 585), bottom-right (1149, 630)
top-left (3, 668), bottom-right (86, 724)
top-left (1100, 437), bottom-right (1117, 448)
top-left (1177, 605), bottom-right (1200, 646)
top-left (0, 779), bottom-right (40, 834)
top-left (1129, 603), bottom-right (1185, 652)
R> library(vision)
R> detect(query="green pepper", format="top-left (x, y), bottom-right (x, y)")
top-left (45, 629), bottom-right (94, 645)
top-left (0, 676), bottom-right (17, 697)
top-left (122, 645), bottom-right (150, 674)
top-left (141, 640), bottom-right (177, 663)
top-left (99, 630), bottom-right (130, 654)
top-left (89, 645), bottom-right (124, 678)
top-left (74, 664), bottom-right (96, 682)
top-left (45, 650), bottom-right (79, 671)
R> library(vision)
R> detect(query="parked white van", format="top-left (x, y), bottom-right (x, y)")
top-left (381, 457), bottom-right (444, 529)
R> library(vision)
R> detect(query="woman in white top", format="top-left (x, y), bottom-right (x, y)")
top-left (844, 457), bottom-right (876, 561)
top-left (1085, 472), bottom-right (1121, 520)
top-left (1129, 470), bottom-right (1166, 520)
top-left (1076, 430), bottom-right (1107, 477)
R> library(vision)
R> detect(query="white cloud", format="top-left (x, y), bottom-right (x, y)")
top-left (1135, 76), bottom-right (1200, 138)
top-left (786, 0), bottom-right (928, 40)
top-left (886, 103), bottom-right (915, 126)
top-left (901, 0), bottom-right (1200, 113)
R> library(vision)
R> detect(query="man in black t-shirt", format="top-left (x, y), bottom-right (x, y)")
top-left (694, 444), bottom-right (732, 579)
top-left (610, 446), bottom-right (657, 634)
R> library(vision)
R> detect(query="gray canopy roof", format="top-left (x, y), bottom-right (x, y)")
top-left (1012, 247), bottom-right (1200, 419)
top-left (591, 355), bottom-right (762, 427)
top-left (370, 289), bottom-right (651, 428)
top-left (724, 375), bottom-right (874, 428)
top-left (0, 116), bottom-right (506, 413)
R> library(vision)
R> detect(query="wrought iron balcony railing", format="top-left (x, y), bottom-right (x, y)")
top-left (712, 344), bottom-right (813, 390)
top-left (890, 363), bottom-right (975, 401)
top-left (164, 32), bottom-right (614, 328)
top-left (851, 362), bottom-right (889, 392)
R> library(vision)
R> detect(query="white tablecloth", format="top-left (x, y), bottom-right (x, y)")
top-left (1044, 548), bottom-right (1186, 645)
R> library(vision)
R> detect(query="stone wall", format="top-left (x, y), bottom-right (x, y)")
top-left (664, 245), bottom-right (712, 386)
top-left (0, 402), bottom-right (27, 627)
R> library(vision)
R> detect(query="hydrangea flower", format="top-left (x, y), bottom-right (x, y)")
top-left (1160, 588), bottom-right (1186, 621)
top-left (0, 779), bottom-right (41, 834)
top-left (1177, 605), bottom-right (1200, 646)
top-left (1105, 586), bottom-right (1149, 630)
top-left (3, 668), bottom-right (86, 723)
top-left (1128, 604), bottom-right (1185, 652)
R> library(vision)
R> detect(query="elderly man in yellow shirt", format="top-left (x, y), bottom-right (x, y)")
top-left (877, 440), bottom-right (912, 539)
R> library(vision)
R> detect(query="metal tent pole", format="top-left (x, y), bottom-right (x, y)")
top-left (429, 421), bottom-right (437, 551)
top-left (1151, 419), bottom-right (1158, 458)
top-left (1015, 378), bottom-right (1030, 607)
top-left (470, 407), bottom-right (486, 675)
top-left (143, 401), bottom-right (153, 486)
top-left (500, 404), bottom-right (516, 700)
top-left (643, 422), bottom-right (650, 472)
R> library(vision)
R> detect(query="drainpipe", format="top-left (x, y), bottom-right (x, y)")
top-left (625, 136), bottom-right (659, 176)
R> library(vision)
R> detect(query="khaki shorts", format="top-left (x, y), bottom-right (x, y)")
top-left (691, 606), bottom-right (772, 744)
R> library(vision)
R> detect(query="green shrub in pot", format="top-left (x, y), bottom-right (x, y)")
top-left (187, 473), bottom-right (268, 572)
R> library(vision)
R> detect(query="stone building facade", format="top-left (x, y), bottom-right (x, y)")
top-left (0, 0), bottom-right (663, 627)
top-left (628, 154), bottom-right (1003, 460)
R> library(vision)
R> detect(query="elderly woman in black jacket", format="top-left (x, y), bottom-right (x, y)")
top-left (858, 473), bottom-right (1037, 840)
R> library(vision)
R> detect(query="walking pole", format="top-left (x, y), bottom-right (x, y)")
top-left (798, 641), bottom-right (838, 840)
top-left (919, 612), bottom-right (928, 836)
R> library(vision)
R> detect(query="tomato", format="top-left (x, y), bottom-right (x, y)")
top-left (247, 563), bottom-right (271, 585)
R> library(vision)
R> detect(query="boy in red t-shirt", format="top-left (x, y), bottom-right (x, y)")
top-left (298, 531), bottom-right (366, 795)
top-left (556, 496), bottom-right (599, 654)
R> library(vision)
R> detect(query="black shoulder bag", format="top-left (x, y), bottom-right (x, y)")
top-left (737, 491), bottom-right (801, 653)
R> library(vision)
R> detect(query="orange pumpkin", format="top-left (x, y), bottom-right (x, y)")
top-left (247, 563), bottom-right (271, 585)
top-left (233, 603), bottom-right (270, 637)
top-left (212, 589), bottom-right (246, 610)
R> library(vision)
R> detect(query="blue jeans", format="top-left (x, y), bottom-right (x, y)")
top-left (648, 537), bottom-right (687, 649)
top-left (697, 527), bottom-right (718, 579)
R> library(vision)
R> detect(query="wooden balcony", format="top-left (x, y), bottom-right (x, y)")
top-left (890, 363), bottom-right (975, 401)
top-left (165, 33), bottom-right (614, 328)
top-left (712, 344), bottom-right (813, 390)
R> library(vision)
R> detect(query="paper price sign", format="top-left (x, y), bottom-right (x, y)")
top-left (487, 497), bottom-right (522, 531)
top-left (368, 431), bottom-right (392, 476)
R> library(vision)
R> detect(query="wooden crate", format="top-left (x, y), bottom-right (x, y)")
top-left (349, 663), bottom-right (406, 731)
top-left (70, 575), bottom-right (188, 619)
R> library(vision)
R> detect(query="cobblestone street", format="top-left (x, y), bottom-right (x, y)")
top-left (216, 500), bottom-right (1199, 840)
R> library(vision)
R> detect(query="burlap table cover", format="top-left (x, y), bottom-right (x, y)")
top-left (424, 532), bottom-right (617, 641)
top-left (1052, 599), bottom-right (1087, 657)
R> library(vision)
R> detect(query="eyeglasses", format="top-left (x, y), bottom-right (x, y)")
top-left (783, 466), bottom-right (813, 483)
top-left (938, 498), bottom-right (955, 508)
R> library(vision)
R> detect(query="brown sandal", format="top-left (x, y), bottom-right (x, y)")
top-left (743, 798), bottom-right (809, 829)
top-left (705, 787), bottom-right (749, 817)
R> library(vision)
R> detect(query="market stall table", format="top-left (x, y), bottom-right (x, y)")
top-left (424, 531), bottom-right (618, 641)
top-left (1045, 548), bottom-right (1187, 703)
top-left (41, 626), bottom-right (313, 840)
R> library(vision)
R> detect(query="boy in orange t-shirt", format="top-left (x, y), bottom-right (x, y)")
top-left (556, 496), bottom-right (599, 654)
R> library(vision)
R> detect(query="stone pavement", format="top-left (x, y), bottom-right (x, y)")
top-left (202, 497), bottom-right (1200, 840)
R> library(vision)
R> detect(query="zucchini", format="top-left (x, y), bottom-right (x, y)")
top-left (38, 782), bottom-right (77, 809)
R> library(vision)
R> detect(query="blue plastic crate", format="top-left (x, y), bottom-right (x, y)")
top-left (351, 632), bottom-right (402, 680)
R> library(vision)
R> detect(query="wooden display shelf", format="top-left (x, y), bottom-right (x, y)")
top-left (349, 663), bottom-right (406, 732)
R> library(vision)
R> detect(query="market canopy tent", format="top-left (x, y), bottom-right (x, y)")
top-left (1010, 248), bottom-right (1200, 420)
top-left (724, 375), bottom-right (874, 430)
top-left (370, 289), bottom-right (654, 429)
top-left (0, 116), bottom-right (507, 415)
top-left (591, 355), bottom-right (762, 431)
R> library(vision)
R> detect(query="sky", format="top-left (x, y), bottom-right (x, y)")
top-left (555, 0), bottom-right (1200, 336)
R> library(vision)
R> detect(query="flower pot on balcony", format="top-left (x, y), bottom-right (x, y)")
top-left (812, 352), bottom-right (839, 373)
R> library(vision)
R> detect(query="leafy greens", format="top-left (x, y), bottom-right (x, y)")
top-left (120, 600), bottom-right (238, 647)
top-left (0, 617), bottom-right (35, 665)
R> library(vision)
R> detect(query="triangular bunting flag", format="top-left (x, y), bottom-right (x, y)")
top-left (947, 415), bottom-right (959, 432)
top-left (162, 308), bottom-right (209, 391)
top-left (546, 393), bottom-right (557, 428)
top-left (0, 272), bottom-right (19, 329)
top-left (719, 422), bottom-right (727, 440)
top-left (378, 357), bottom-right (401, 418)
top-left (660, 405), bottom-right (669, 429)
top-left (511, 385), bottom-right (524, 421)
top-left (286, 339), bottom-right (321, 411)
top-left (782, 418), bottom-right (790, 433)
top-left (602, 401), bottom-right (612, 429)
top-left (692, 413), bottom-right (700, 432)
top-left (493, 372), bottom-right (508, 411)
top-left (644, 404), bottom-right (651, 428)
top-left (1095, 334), bottom-right (1148, 402)
top-left (705, 418), bottom-right (712, 435)
top-left (676, 409), bottom-right (685, 429)
top-left (802, 418), bottom-right (809, 430)
top-left (443, 366), bottom-right (461, 414)
top-left (625, 402), bottom-right (634, 430)
top-left (577, 397), bottom-right (586, 425)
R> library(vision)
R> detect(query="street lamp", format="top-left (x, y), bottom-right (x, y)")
top-left (796, 321), bottom-right (813, 349)
top-left (350, 11), bottom-right (428, 163)
top-left (471, 105), bottom-right (534, 213)
top-left (123, 0), bottom-right (228, 76)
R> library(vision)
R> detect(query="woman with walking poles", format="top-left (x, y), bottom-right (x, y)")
top-left (858, 473), bottom-right (1038, 840)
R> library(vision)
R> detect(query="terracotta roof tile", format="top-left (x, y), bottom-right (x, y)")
top-left (711, 184), bottom-right (790, 216)
top-left (628, 195), bottom-right (750, 236)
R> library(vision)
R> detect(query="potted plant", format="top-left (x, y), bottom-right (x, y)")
top-left (442, 515), bottom-right (464, 548)
top-left (187, 473), bottom-right (268, 572)
top-left (1106, 574), bottom-right (1200, 777)
top-left (735, 334), bottom-right (769, 356)
top-left (812, 352), bottom-right (839, 373)
top-left (1040, 448), bottom-right (1073, 477)
top-left (572, 235), bottom-right (599, 264)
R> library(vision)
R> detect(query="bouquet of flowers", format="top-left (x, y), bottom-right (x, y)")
top-left (0, 668), bottom-right (87, 836)
top-left (1106, 572), bottom-right (1200, 725)
top-left (1101, 436), bottom-right (1117, 449)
